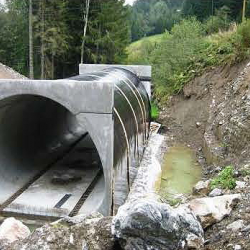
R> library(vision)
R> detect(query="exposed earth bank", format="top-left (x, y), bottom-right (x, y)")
top-left (159, 60), bottom-right (250, 250)
top-left (0, 63), bottom-right (27, 79)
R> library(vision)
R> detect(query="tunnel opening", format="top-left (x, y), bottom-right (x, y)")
top-left (0, 94), bottom-right (105, 218)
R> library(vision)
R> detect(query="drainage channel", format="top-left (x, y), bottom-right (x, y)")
top-left (69, 169), bottom-right (102, 217)
top-left (0, 132), bottom-right (103, 219)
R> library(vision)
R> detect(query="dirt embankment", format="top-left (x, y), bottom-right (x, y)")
top-left (0, 63), bottom-right (27, 79)
top-left (159, 61), bottom-right (250, 250)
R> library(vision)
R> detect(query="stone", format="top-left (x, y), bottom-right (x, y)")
top-left (51, 170), bottom-right (82, 185)
top-left (227, 220), bottom-right (245, 232)
top-left (241, 224), bottom-right (250, 232)
top-left (193, 180), bottom-right (210, 195)
top-left (7, 213), bottom-right (115, 250)
top-left (196, 122), bottom-right (201, 128)
top-left (188, 194), bottom-right (241, 228)
top-left (112, 199), bottom-right (204, 250)
top-left (235, 181), bottom-right (246, 189)
top-left (209, 188), bottom-right (223, 197)
top-left (234, 245), bottom-right (242, 250)
top-left (0, 217), bottom-right (30, 244)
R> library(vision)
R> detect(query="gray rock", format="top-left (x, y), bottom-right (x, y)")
top-left (0, 217), bottom-right (30, 244)
top-left (227, 220), bottom-right (245, 232)
top-left (196, 122), bottom-right (201, 128)
top-left (235, 181), bottom-right (246, 189)
top-left (6, 213), bottom-right (115, 250)
top-left (188, 194), bottom-right (241, 229)
top-left (112, 199), bottom-right (204, 250)
top-left (51, 170), bottom-right (82, 185)
top-left (209, 188), bottom-right (223, 197)
top-left (234, 245), bottom-right (242, 250)
top-left (193, 180), bottom-right (210, 195)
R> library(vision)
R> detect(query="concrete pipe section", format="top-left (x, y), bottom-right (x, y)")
top-left (0, 64), bottom-right (151, 219)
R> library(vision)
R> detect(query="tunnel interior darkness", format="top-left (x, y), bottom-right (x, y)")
top-left (0, 95), bottom-right (104, 216)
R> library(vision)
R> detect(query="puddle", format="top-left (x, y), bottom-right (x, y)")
top-left (159, 146), bottom-right (201, 199)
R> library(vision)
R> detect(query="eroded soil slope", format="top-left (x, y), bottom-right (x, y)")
top-left (159, 61), bottom-right (250, 249)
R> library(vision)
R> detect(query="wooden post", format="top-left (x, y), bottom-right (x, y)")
top-left (242, 0), bottom-right (247, 22)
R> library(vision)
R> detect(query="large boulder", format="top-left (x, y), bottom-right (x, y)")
top-left (6, 213), bottom-right (115, 250)
top-left (188, 194), bottom-right (241, 228)
top-left (0, 217), bottom-right (30, 244)
top-left (112, 199), bottom-right (204, 250)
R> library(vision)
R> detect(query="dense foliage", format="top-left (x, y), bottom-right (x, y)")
top-left (131, 0), bottom-right (250, 42)
top-left (182, 0), bottom-right (250, 21)
top-left (0, 0), bottom-right (130, 79)
top-left (130, 0), bottom-right (183, 41)
top-left (127, 18), bottom-right (250, 103)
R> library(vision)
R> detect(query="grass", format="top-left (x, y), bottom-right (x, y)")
top-left (128, 34), bottom-right (164, 52)
top-left (151, 102), bottom-right (159, 120)
top-left (210, 166), bottom-right (236, 190)
top-left (126, 34), bottom-right (164, 65)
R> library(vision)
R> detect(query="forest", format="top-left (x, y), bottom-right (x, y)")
top-left (0, 0), bottom-right (249, 84)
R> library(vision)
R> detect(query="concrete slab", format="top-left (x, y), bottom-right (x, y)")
top-left (78, 175), bottom-right (105, 215)
top-left (4, 135), bottom-right (105, 217)
top-left (79, 64), bottom-right (152, 79)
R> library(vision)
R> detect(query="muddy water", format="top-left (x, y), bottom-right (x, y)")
top-left (159, 146), bottom-right (201, 199)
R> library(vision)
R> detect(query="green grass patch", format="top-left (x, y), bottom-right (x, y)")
top-left (210, 166), bottom-right (236, 190)
top-left (151, 102), bottom-right (159, 120)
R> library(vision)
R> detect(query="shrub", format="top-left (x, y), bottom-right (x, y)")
top-left (210, 166), bottom-right (236, 190)
top-left (204, 6), bottom-right (231, 35)
top-left (126, 17), bottom-right (250, 105)
top-left (237, 19), bottom-right (250, 49)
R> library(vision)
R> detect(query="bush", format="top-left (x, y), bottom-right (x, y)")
top-left (151, 18), bottom-right (206, 99)
top-left (210, 166), bottom-right (236, 190)
top-left (237, 19), bottom-right (250, 49)
top-left (204, 6), bottom-right (231, 35)
top-left (126, 17), bottom-right (250, 105)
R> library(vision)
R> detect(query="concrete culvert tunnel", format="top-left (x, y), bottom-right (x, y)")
top-left (0, 95), bottom-right (105, 218)
top-left (0, 65), bottom-right (151, 219)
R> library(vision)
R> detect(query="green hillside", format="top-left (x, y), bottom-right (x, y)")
top-left (126, 19), bottom-right (250, 104)
top-left (126, 34), bottom-right (164, 65)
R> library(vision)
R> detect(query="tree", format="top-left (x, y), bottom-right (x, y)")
top-left (130, 0), bottom-right (183, 41)
top-left (29, 0), bottom-right (34, 79)
top-left (80, 0), bottom-right (90, 64)
top-left (85, 0), bottom-right (130, 63)
top-left (242, 0), bottom-right (247, 22)
top-left (35, 0), bottom-right (70, 79)
top-left (0, 0), bottom-right (131, 79)
top-left (182, 0), bottom-right (244, 22)
top-left (0, 0), bottom-right (29, 75)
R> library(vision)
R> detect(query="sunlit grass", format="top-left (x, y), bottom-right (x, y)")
top-left (151, 102), bottom-right (159, 120)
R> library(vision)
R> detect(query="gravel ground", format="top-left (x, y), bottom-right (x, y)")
top-left (0, 63), bottom-right (27, 79)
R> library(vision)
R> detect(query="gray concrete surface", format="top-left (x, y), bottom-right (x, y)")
top-left (0, 82), bottom-right (113, 217)
top-left (0, 65), bottom-right (151, 218)
top-left (4, 135), bottom-right (104, 217)
top-left (79, 64), bottom-right (152, 79)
